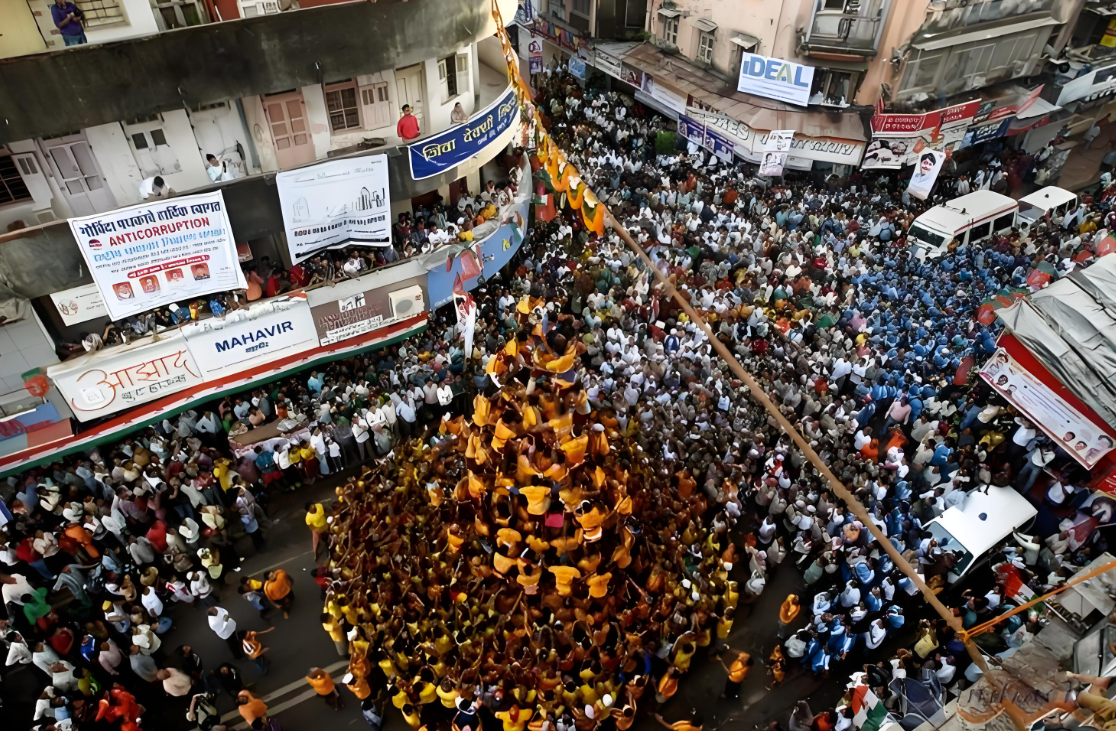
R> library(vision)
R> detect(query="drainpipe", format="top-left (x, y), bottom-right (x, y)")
top-left (234, 99), bottom-right (261, 172)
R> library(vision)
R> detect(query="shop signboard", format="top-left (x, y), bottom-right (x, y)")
top-left (180, 295), bottom-right (318, 379)
top-left (47, 332), bottom-right (203, 422)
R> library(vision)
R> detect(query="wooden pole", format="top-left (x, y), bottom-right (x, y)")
top-left (602, 209), bottom-right (990, 673)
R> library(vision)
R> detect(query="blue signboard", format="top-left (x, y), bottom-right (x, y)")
top-left (678, 115), bottom-right (706, 145)
top-left (704, 129), bottom-right (735, 162)
top-left (408, 88), bottom-right (520, 181)
top-left (959, 118), bottom-right (1010, 150)
top-left (427, 197), bottom-right (531, 309)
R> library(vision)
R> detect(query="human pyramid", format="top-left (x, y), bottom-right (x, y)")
top-left (322, 298), bottom-right (736, 729)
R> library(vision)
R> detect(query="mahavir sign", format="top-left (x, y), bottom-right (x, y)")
top-left (736, 53), bottom-right (814, 107)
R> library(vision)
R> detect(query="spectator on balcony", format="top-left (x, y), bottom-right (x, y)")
top-left (451, 102), bottom-right (468, 125)
top-left (397, 105), bottom-right (421, 141)
top-left (52, 0), bottom-right (87, 46)
top-left (206, 155), bottom-right (229, 183)
top-left (139, 176), bottom-right (174, 201)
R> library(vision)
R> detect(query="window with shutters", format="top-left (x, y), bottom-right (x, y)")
top-left (360, 83), bottom-right (392, 129)
top-left (324, 79), bottom-right (362, 133)
top-left (697, 33), bottom-right (714, 63)
top-left (662, 17), bottom-right (678, 45)
top-left (0, 153), bottom-right (32, 206)
top-left (439, 53), bottom-right (472, 103)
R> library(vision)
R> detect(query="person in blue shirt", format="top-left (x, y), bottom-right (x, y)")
top-left (51, 0), bottom-right (87, 45)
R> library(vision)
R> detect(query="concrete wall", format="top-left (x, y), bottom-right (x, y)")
top-left (0, 0), bottom-right (49, 59)
top-left (85, 109), bottom-right (210, 207)
top-left (0, 307), bottom-right (59, 395)
top-left (188, 102), bottom-right (258, 178)
top-left (241, 95), bottom-right (280, 173)
top-left (421, 43), bottom-right (479, 135)
top-left (0, 0), bottom-right (519, 144)
top-left (855, 0), bottom-right (930, 106)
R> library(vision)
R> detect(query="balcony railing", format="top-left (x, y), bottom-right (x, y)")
top-left (803, 0), bottom-right (889, 56)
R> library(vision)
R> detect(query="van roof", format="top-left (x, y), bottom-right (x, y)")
top-left (914, 191), bottom-right (1017, 235)
top-left (1020, 186), bottom-right (1076, 210)
top-left (928, 486), bottom-right (1037, 558)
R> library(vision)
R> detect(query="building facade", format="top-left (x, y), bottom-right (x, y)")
top-left (0, 0), bottom-right (528, 472)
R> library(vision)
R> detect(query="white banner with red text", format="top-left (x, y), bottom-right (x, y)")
top-left (68, 191), bottom-right (246, 321)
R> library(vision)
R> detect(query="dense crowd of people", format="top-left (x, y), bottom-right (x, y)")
top-left (7, 55), bottom-right (1116, 731)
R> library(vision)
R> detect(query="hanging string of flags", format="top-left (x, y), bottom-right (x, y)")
top-left (491, 0), bottom-right (605, 236)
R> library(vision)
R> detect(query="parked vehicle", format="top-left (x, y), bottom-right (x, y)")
top-left (907, 191), bottom-right (1018, 261)
top-left (923, 486), bottom-right (1037, 584)
top-left (1018, 186), bottom-right (1078, 233)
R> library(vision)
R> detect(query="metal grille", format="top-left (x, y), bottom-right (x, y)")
top-left (0, 154), bottom-right (32, 206)
top-left (75, 0), bottom-right (126, 27)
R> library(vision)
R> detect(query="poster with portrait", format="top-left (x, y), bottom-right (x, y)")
top-left (68, 191), bottom-right (245, 322)
top-left (860, 138), bottom-right (909, 170)
top-left (980, 348), bottom-right (1116, 468)
top-left (759, 130), bottom-right (794, 177)
top-left (905, 149), bottom-right (946, 201)
top-left (276, 155), bottom-right (392, 264)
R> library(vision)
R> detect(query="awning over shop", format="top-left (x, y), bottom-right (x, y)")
top-left (998, 254), bottom-right (1116, 429)
top-left (1018, 96), bottom-right (1060, 120)
top-left (913, 16), bottom-right (1061, 52)
top-left (622, 43), bottom-right (868, 142)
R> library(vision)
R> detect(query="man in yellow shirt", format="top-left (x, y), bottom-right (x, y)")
top-left (305, 502), bottom-right (329, 558)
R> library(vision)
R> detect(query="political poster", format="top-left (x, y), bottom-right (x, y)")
top-left (180, 294), bottom-right (318, 380)
top-left (50, 283), bottom-right (108, 326)
top-left (276, 155), bottom-right (392, 264)
top-left (759, 130), bottom-right (794, 177)
top-left (47, 332), bottom-right (204, 422)
top-left (704, 128), bottom-right (735, 163)
top-left (528, 33), bottom-right (544, 74)
top-left (68, 191), bottom-right (245, 322)
top-left (737, 53), bottom-right (814, 107)
top-left (677, 115), bottom-right (706, 145)
top-left (905, 149), bottom-right (946, 201)
top-left (981, 349), bottom-right (1116, 469)
top-left (408, 88), bottom-right (520, 180)
top-left (454, 286), bottom-right (477, 361)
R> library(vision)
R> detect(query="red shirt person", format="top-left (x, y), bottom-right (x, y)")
top-left (397, 105), bottom-right (421, 140)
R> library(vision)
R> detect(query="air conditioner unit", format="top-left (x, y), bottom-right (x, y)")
top-left (388, 285), bottom-right (425, 320)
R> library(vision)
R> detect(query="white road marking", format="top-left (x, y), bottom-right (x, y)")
top-left (213, 659), bottom-right (349, 726)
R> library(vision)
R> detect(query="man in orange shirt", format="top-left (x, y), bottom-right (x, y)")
top-left (778, 594), bottom-right (801, 639)
top-left (307, 666), bottom-right (344, 710)
top-left (264, 569), bottom-right (294, 619)
top-left (238, 689), bottom-right (268, 726)
top-left (718, 649), bottom-right (752, 699)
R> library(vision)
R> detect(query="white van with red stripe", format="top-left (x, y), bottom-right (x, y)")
top-left (907, 190), bottom-right (1018, 262)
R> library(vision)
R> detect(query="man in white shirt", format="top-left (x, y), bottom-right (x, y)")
top-left (138, 175), bottom-right (174, 200)
top-left (352, 418), bottom-right (371, 462)
top-left (437, 380), bottom-right (454, 415)
top-left (397, 395), bottom-right (417, 440)
top-left (207, 606), bottom-right (242, 658)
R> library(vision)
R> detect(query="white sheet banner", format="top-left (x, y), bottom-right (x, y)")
top-left (181, 295), bottom-right (318, 379)
top-left (50, 283), bottom-right (108, 326)
top-left (980, 348), bottom-right (1116, 469)
top-left (759, 129), bottom-right (794, 177)
top-left (276, 155), bottom-right (392, 264)
top-left (47, 332), bottom-right (203, 422)
top-left (69, 191), bottom-right (245, 321)
top-left (905, 150), bottom-right (945, 201)
top-left (455, 291), bottom-right (477, 361)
